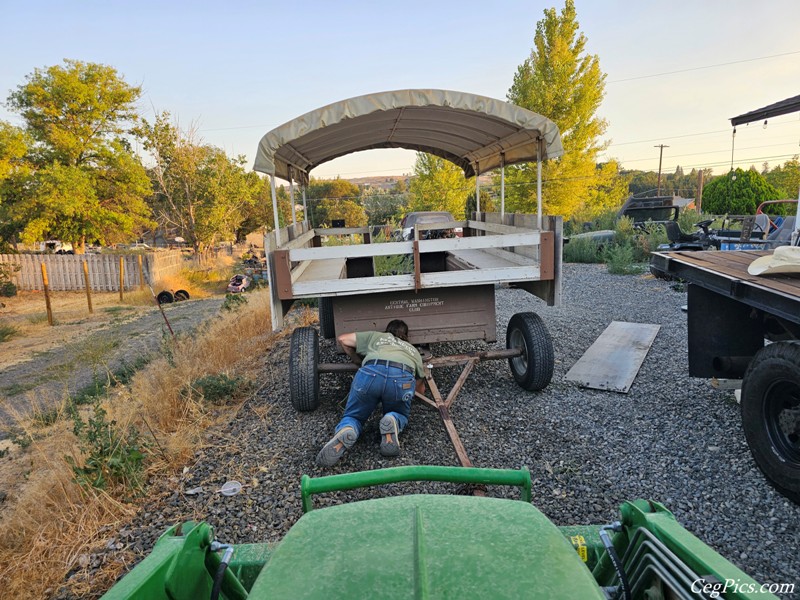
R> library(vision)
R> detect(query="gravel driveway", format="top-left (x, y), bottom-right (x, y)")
top-left (88, 264), bottom-right (800, 597)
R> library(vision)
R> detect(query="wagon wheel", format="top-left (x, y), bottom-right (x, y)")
top-left (289, 326), bottom-right (320, 411)
top-left (506, 312), bottom-right (554, 391)
top-left (174, 289), bottom-right (190, 301)
top-left (156, 291), bottom-right (174, 304)
top-left (741, 341), bottom-right (800, 503)
top-left (319, 297), bottom-right (335, 339)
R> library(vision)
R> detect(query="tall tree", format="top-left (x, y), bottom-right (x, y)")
top-left (407, 153), bottom-right (470, 218)
top-left (764, 157), bottom-right (800, 199)
top-left (137, 112), bottom-right (258, 250)
top-left (702, 168), bottom-right (783, 215)
top-left (306, 177), bottom-right (362, 227)
top-left (3, 60), bottom-right (153, 251)
top-left (504, 0), bottom-right (616, 218)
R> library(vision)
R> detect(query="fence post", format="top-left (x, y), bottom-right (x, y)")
top-left (83, 260), bottom-right (93, 314)
top-left (138, 254), bottom-right (145, 289)
top-left (119, 256), bottom-right (124, 302)
top-left (41, 263), bottom-right (53, 326)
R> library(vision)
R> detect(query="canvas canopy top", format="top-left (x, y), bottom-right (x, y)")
top-left (253, 89), bottom-right (564, 185)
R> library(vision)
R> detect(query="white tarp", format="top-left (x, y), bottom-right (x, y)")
top-left (254, 89), bottom-right (563, 184)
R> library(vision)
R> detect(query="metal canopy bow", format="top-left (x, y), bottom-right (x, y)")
top-left (253, 89), bottom-right (563, 240)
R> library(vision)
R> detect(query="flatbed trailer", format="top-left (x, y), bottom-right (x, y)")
top-left (650, 250), bottom-right (800, 503)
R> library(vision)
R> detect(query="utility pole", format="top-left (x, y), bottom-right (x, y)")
top-left (654, 144), bottom-right (669, 196)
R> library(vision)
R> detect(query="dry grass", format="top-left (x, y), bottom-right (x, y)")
top-left (0, 286), bottom-right (311, 599)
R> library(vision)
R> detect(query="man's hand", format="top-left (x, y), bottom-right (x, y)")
top-left (415, 378), bottom-right (426, 395)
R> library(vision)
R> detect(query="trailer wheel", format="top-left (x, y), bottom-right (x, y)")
top-left (741, 341), bottom-right (800, 503)
top-left (174, 289), bottom-right (190, 301)
top-left (506, 312), bottom-right (554, 391)
top-left (319, 297), bottom-right (335, 339)
top-left (289, 326), bottom-right (320, 411)
top-left (157, 291), bottom-right (174, 304)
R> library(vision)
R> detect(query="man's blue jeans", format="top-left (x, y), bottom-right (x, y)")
top-left (336, 363), bottom-right (415, 438)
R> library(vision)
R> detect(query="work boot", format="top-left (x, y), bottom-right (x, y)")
top-left (316, 426), bottom-right (357, 467)
top-left (379, 415), bottom-right (400, 457)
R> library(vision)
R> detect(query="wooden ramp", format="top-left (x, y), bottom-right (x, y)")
top-left (565, 321), bottom-right (660, 393)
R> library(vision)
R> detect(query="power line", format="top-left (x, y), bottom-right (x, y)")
top-left (608, 50), bottom-right (800, 83)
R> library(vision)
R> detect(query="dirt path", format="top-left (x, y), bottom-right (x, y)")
top-left (0, 291), bottom-right (224, 429)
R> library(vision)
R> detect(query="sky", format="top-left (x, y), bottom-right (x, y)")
top-left (2, 0), bottom-right (800, 184)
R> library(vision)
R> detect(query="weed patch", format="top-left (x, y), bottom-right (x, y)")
top-left (66, 399), bottom-right (147, 494)
top-left (221, 292), bottom-right (248, 312)
top-left (605, 244), bottom-right (644, 275)
top-left (563, 236), bottom-right (605, 263)
top-left (0, 323), bottom-right (18, 343)
top-left (188, 373), bottom-right (249, 405)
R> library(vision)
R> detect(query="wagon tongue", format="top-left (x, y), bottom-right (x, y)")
top-left (247, 494), bottom-right (605, 599)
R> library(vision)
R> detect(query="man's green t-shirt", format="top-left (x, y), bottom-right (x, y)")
top-left (356, 332), bottom-right (425, 378)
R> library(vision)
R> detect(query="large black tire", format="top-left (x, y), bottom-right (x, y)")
top-left (319, 297), bottom-right (335, 339)
top-left (157, 291), bottom-right (174, 304)
top-left (506, 312), bottom-right (554, 391)
top-left (741, 342), bottom-right (800, 503)
top-left (174, 289), bottom-right (190, 301)
top-left (289, 327), bottom-right (320, 411)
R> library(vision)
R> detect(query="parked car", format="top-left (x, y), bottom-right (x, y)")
top-left (227, 274), bottom-right (250, 293)
top-left (396, 211), bottom-right (462, 241)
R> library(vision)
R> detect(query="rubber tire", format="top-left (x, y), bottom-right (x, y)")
top-left (174, 289), bottom-right (190, 301)
top-left (289, 326), bottom-right (320, 411)
top-left (157, 291), bottom-right (174, 304)
top-left (506, 312), bottom-right (554, 391)
top-left (740, 341), bottom-right (800, 504)
top-left (319, 297), bottom-right (335, 339)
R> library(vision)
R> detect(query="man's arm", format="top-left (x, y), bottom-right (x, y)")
top-left (337, 332), bottom-right (362, 366)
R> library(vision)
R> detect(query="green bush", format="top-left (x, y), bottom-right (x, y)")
top-left (189, 373), bottom-right (248, 405)
top-left (605, 244), bottom-right (643, 275)
top-left (221, 292), bottom-right (248, 312)
top-left (0, 323), bottom-right (18, 343)
top-left (563, 236), bottom-right (605, 263)
top-left (66, 399), bottom-right (147, 493)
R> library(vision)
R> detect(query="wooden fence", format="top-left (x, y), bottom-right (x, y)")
top-left (0, 250), bottom-right (191, 292)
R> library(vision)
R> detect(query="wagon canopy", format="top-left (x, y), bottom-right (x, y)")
top-left (253, 89), bottom-right (564, 185)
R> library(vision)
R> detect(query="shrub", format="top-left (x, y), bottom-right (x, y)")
top-left (563, 236), bottom-right (604, 263)
top-left (189, 373), bottom-right (248, 405)
top-left (0, 323), bottom-right (17, 343)
top-left (66, 400), bottom-right (147, 493)
top-left (221, 292), bottom-right (248, 312)
top-left (605, 244), bottom-right (642, 275)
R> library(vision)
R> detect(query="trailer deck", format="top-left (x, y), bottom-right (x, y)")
top-left (650, 249), bottom-right (800, 503)
top-left (651, 250), bottom-right (800, 325)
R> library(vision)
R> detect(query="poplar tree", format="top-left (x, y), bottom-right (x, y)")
top-left (504, 0), bottom-right (623, 218)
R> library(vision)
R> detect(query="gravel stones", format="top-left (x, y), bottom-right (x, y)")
top-left (93, 264), bottom-right (799, 596)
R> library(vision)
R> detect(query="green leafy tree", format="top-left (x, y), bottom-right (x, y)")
top-left (465, 189), bottom-right (495, 217)
top-left (3, 60), bottom-right (153, 251)
top-left (137, 112), bottom-right (257, 250)
top-left (238, 180), bottom-right (293, 240)
top-left (306, 177), bottom-right (362, 227)
top-left (504, 0), bottom-right (614, 219)
top-left (318, 197), bottom-right (368, 227)
top-left (701, 168), bottom-right (782, 215)
top-left (407, 153), bottom-right (469, 218)
top-left (764, 157), bottom-right (800, 199)
top-left (361, 192), bottom-right (407, 225)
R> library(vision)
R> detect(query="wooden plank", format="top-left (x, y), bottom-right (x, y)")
top-left (290, 240), bottom-right (413, 261)
top-left (292, 265), bottom-right (540, 297)
top-left (467, 220), bottom-right (536, 234)
top-left (283, 229), bottom-right (316, 250)
top-left (420, 231), bottom-right (540, 253)
top-left (448, 249), bottom-right (534, 269)
top-left (565, 321), bottom-right (660, 393)
top-left (294, 258), bottom-right (346, 283)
